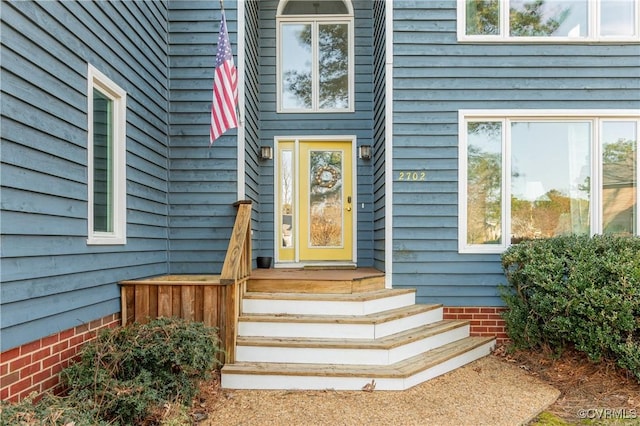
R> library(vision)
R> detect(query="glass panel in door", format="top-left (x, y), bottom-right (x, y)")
top-left (300, 141), bottom-right (353, 261)
top-left (279, 142), bottom-right (295, 262)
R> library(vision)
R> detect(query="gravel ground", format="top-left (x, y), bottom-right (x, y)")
top-left (200, 355), bottom-right (560, 426)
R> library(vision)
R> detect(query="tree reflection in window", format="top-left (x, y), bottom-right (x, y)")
top-left (282, 24), bottom-right (312, 109)
top-left (510, 0), bottom-right (573, 37)
top-left (319, 23), bottom-right (348, 109)
top-left (466, 0), bottom-right (574, 37)
top-left (279, 0), bottom-right (351, 111)
top-left (282, 23), bottom-right (349, 110)
top-left (466, 0), bottom-right (500, 35)
top-left (602, 122), bottom-right (637, 235)
top-left (467, 122), bottom-right (503, 245)
top-left (281, 149), bottom-right (294, 248)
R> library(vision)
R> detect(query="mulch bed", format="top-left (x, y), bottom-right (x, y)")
top-left (493, 345), bottom-right (640, 423)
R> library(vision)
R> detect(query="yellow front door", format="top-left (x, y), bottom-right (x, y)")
top-left (277, 140), bottom-right (354, 263)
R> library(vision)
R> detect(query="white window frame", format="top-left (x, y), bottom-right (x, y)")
top-left (458, 110), bottom-right (640, 254)
top-left (87, 64), bottom-right (127, 245)
top-left (276, 2), bottom-right (355, 113)
top-left (457, 0), bottom-right (640, 43)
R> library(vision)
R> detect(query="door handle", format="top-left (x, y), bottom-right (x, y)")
top-left (346, 196), bottom-right (352, 211)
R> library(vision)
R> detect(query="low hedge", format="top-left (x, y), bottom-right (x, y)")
top-left (500, 235), bottom-right (640, 380)
top-left (0, 317), bottom-right (223, 425)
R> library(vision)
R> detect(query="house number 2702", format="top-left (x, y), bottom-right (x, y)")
top-left (397, 171), bottom-right (426, 181)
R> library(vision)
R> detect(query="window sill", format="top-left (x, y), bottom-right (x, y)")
top-left (87, 235), bottom-right (127, 245)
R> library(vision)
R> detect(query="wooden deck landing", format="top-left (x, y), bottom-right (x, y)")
top-left (247, 267), bottom-right (385, 294)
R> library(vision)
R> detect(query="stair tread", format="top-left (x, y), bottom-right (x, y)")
top-left (223, 336), bottom-right (495, 379)
top-left (237, 319), bottom-right (469, 350)
top-left (242, 288), bottom-right (415, 302)
top-left (239, 303), bottom-right (442, 325)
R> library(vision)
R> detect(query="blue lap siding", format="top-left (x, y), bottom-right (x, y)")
top-left (391, 1), bottom-right (640, 306)
top-left (1, 0), bottom-right (170, 351)
top-left (1, 0), bottom-right (638, 352)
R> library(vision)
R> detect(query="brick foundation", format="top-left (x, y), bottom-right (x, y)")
top-left (0, 313), bottom-right (120, 403)
top-left (443, 307), bottom-right (509, 344)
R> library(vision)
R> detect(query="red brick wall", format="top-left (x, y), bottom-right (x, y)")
top-left (443, 307), bottom-right (509, 344)
top-left (0, 313), bottom-right (120, 403)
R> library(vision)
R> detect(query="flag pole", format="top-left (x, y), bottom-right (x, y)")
top-left (220, 0), bottom-right (224, 12)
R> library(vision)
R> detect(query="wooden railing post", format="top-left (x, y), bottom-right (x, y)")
top-left (219, 200), bottom-right (253, 363)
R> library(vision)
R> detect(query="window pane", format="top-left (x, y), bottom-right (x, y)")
top-left (309, 150), bottom-right (343, 247)
top-left (510, 122), bottom-right (591, 242)
top-left (93, 89), bottom-right (113, 233)
top-left (281, 23), bottom-right (312, 109)
top-left (467, 122), bottom-right (503, 245)
top-left (466, 0), bottom-right (500, 35)
top-left (602, 121), bottom-right (637, 235)
top-left (281, 149), bottom-right (294, 248)
top-left (510, 0), bottom-right (587, 37)
top-left (319, 23), bottom-right (349, 109)
top-left (601, 0), bottom-right (636, 36)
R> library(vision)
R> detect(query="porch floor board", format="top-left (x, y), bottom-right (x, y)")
top-left (247, 267), bottom-right (385, 293)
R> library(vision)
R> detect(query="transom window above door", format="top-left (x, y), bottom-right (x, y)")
top-left (277, 0), bottom-right (354, 113)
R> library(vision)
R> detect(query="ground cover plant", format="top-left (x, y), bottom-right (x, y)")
top-left (500, 234), bottom-right (640, 381)
top-left (0, 317), bottom-right (222, 425)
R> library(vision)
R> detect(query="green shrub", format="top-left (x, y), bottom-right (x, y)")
top-left (500, 235), bottom-right (640, 380)
top-left (61, 317), bottom-right (223, 424)
top-left (0, 392), bottom-right (108, 426)
top-left (1, 318), bottom-right (222, 426)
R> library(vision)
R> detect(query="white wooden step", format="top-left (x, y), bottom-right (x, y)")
top-left (238, 304), bottom-right (443, 339)
top-left (242, 289), bottom-right (416, 316)
top-left (222, 336), bottom-right (496, 391)
top-left (235, 320), bottom-right (470, 365)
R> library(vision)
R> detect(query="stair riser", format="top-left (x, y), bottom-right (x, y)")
top-left (237, 307), bottom-right (444, 340)
top-left (242, 292), bottom-right (416, 316)
top-left (222, 341), bottom-right (495, 391)
top-left (238, 321), bottom-right (373, 340)
top-left (374, 307), bottom-right (443, 339)
top-left (235, 325), bottom-right (470, 365)
top-left (403, 341), bottom-right (495, 388)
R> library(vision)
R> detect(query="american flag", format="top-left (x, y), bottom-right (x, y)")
top-left (210, 12), bottom-right (238, 144)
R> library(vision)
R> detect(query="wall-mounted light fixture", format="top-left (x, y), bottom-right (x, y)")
top-left (260, 146), bottom-right (273, 160)
top-left (358, 145), bottom-right (372, 160)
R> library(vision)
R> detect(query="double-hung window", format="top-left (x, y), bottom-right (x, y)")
top-left (459, 110), bottom-right (639, 253)
top-left (277, 0), bottom-right (354, 112)
top-left (459, 0), bottom-right (640, 42)
top-left (87, 64), bottom-right (127, 245)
